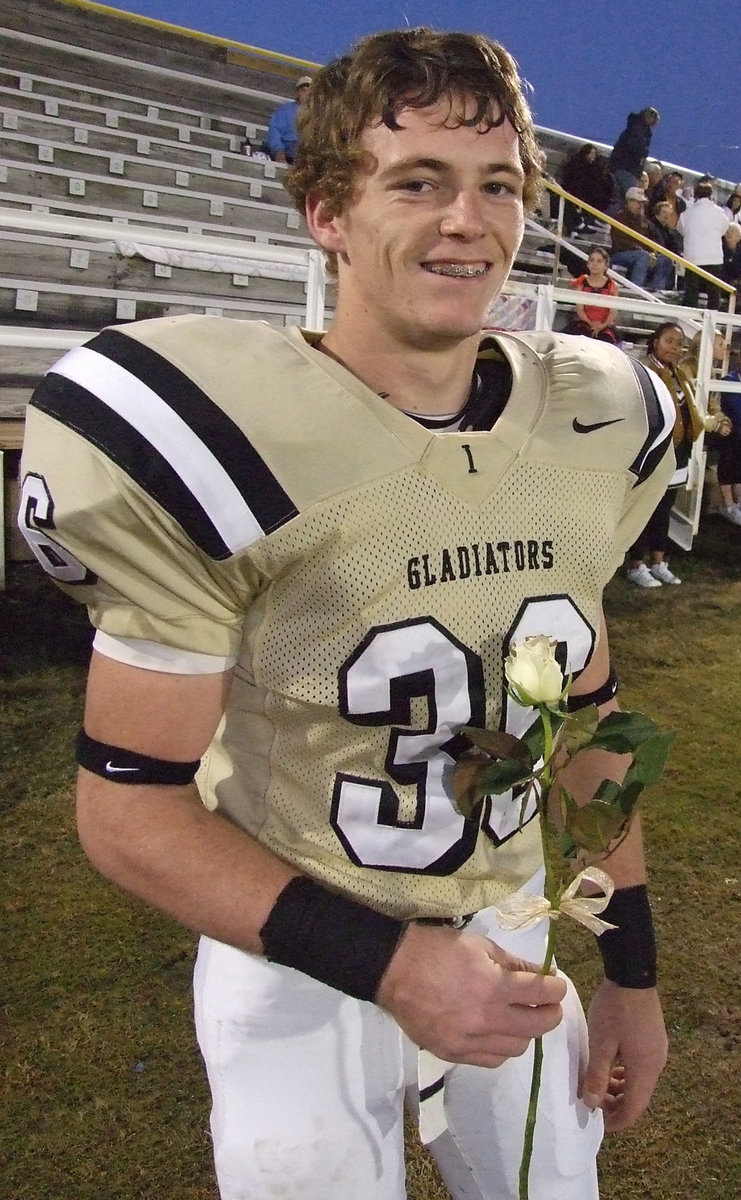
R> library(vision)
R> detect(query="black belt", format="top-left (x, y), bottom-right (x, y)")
top-left (415, 913), bottom-right (475, 929)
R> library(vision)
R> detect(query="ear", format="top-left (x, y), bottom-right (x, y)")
top-left (305, 194), bottom-right (347, 257)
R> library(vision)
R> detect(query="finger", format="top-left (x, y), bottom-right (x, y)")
top-left (580, 1050), bottom-right (615, 1111)
top-left (424, 1030), bottom-right (533, 1068)
top-left (484, 940), bottom-right (558, 976)
top-left (603, 1073), bottom-right (654, 1132)
top-left (487, 999), bottom-right (565, 1040)
top-left (498, 967), bottom-right (568, 1009)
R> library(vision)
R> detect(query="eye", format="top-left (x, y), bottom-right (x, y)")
top-left (483, 180), bottom-right (518, 198)
top-left (397, 179), bottom-right (433, 193)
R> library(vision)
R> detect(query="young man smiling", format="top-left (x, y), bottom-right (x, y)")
top-left (19, 28), bottom-right (674, 1200)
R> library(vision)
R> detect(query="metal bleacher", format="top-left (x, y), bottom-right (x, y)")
top-left (0, 0), bottom-right (738, 585)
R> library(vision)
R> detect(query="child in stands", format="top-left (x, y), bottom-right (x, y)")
top-left (564, 246), bottom-right (619, 342)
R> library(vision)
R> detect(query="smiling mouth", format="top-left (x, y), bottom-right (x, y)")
top-left (422, 263), bottom-right (489, 278)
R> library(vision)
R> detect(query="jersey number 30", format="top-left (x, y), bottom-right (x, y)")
top-left (331, 599), bottom-right (594, 874)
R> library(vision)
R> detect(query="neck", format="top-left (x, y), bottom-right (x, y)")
top-left (318, 316), bottom-right (482, 415)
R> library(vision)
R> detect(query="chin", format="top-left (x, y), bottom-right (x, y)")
top-left (414, 307), bottom-right (491, 346)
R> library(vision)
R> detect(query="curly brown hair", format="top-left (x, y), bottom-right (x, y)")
top-left (284, 28), bottom-right (542, 273)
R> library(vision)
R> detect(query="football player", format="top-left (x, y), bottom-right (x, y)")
top-left (19, 28), bottom-right (673, 1200)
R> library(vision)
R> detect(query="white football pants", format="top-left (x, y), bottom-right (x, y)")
top-left (193, 899), bottom-right (602, 1200)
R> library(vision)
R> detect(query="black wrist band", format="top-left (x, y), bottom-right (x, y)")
top-left (76, 728), bottom-right (200, 785)
top-left (259, 876), bottom-right (408, 1002)
top-left (596, 883), bottom-right (657, 988)
top-left (567, 668), bottom-right (619, 711)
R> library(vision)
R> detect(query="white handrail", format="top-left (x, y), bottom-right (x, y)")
top-left (0, 206), bottom-right (326, 326)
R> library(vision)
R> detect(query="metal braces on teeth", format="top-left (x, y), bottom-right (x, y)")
top-left (426, 264), bottom-right (487, 277)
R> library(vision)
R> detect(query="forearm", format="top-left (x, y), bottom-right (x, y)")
top-left (77, 770), bottom-right (300, 953)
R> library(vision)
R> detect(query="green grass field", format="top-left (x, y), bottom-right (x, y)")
top-left (2, 516), bottom-right (740, 1199)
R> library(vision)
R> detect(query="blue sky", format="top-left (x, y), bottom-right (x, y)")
top-left (103, 0), bottom-right (738, 183)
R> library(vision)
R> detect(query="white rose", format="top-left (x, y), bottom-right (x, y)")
top-left (504, 635), bottom-right (565, 707)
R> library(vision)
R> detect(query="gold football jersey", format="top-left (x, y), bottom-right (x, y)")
top-left (19, 318), bottom-right (675, 918)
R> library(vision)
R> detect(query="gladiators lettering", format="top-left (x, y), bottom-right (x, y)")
top-left (407, 540), bottom-right (554, 590)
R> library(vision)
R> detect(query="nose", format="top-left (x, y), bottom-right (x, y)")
top-left (439, 191), bottom-right (487, 239)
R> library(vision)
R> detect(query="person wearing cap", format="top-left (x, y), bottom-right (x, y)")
top-left (609, 186), bottom-right (655, 288)
top-left (264, 75), bottom-right (312, 163)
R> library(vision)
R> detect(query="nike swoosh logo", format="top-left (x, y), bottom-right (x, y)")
top-left (105, 762), bottom-right (139, 773)
top-left (572, 417), bottom-right (626, 434)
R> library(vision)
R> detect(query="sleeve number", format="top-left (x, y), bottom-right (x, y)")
top-left (18, 473), bottom-right (94, 584)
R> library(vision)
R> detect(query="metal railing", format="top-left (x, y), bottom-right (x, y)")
top-left (0, 207), bottom-right (327, 329)
top-left (1, 207), bottom-right (738, 583)
top-left (543, 179), bottom-right (737, 316)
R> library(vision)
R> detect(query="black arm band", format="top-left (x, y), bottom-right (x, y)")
top-left (259, 875), bottom-right (408, 1002)
top-left (567, 668), bottom-right (619, 711)
top-left (76, 728), bottom-right (201, 785)
top-left (596, 884), bottom-right (657, 988)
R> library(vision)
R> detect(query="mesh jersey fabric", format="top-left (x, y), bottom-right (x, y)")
top-left (19, 317), bottom-right (675, 919)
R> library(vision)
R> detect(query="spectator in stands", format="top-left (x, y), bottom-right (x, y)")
top-left (647, 201), bottom-right (682, 291)
top-left (535, 148), bottom-right (558, 222)
top-left (645, 161), bottom-right (663, 193)
top-left (716, 347), bottom-right (741, 525)
top-left (563, 245), bottom-right (619, 341)
top-left (681, 328), bottom-right (726, 375)
top-left (721, 195), bottom-right (741, 285)
top-left (610, 186), bottom-right (654, 288)
top-left (608, 107), bottom-right (660, 204)
top-left (681, 329), bottom-right (732, 419)
top-left (722, 193), bottom-right (741, 225)
top-left (648, 170), bottom-right (686, 228)
top-left (677, 180), bottom-right (731, 309)
top-left (560, 142), bottom-right (606, 234)
top-left (264, 75), bottom-right (312, 163)
top-left (626, 322), bottom-right (727, 586)
top-left (723, 221), bottom-right (741, 287)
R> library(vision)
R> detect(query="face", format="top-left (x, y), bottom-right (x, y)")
top-left (626, 198), bottom-right (645, 216)
top-left (587, 250), bottom-right (608, 274)
top-left (296, 83), bottom-right (311, 105)
top-left (639, 171), bottom-right (649, 190)
top-left (307, 98), bottom-right (525, 350)
top-left (653, 327), bottom-right (684, 365)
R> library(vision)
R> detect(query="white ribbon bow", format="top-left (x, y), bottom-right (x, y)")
top-left (494, 866), bottom-right (618, 936)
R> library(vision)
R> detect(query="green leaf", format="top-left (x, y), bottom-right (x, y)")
top-left (479, 757), bottom-right (534, 795)
top-left (459, 725), bottom-right (533, 763)
top-left (451, 752), bottom-right (489, 820)
top-left (561, 705), bottom-right (600, 754)
top-left (586, 710), bottom-right (659, 754)
top-left (592, 777), bottom-right (623, 807)
top-left (561, 832), bottom-right (579, 860)
top-left (633, 731), bottom-right (675, 785)
top-left (603, 731), bottom-right (675, 818)
top-left (563, 798), bottom-right (629, 853)
top-left (521, 717), bottom-right (546, 762)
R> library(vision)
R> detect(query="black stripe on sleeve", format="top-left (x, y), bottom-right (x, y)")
top-left (627, 358), bottom-right (675, 485)
top-left (86, 328), bottom-right (298, 537)
top-left (31, 371), bottom-right (233, 559)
